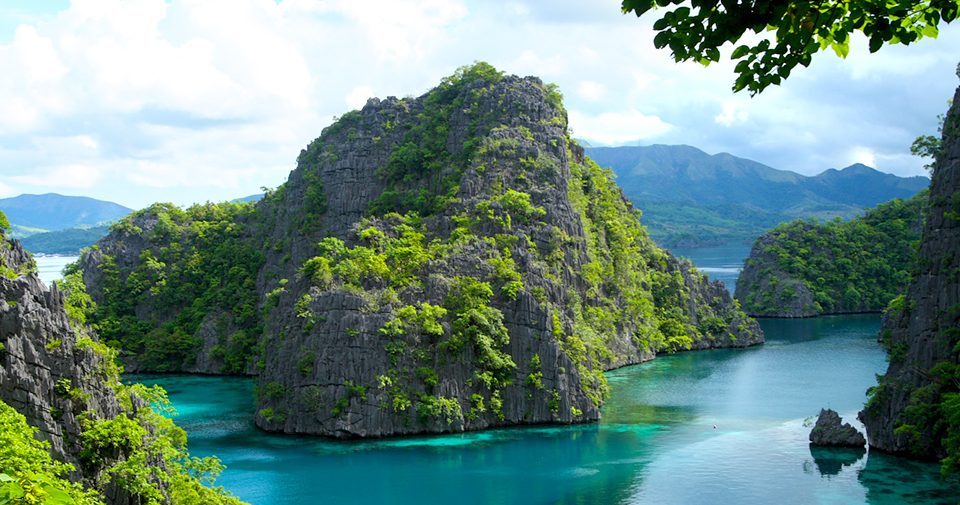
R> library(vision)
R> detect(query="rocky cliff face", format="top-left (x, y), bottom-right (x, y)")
top-left (0, 238), bottom-right (122, 468)
top-left (0, 233), bottom-right (244, 504)
top-left (859, 84), bottom-right (960, 464)
top-left (735, 192), bottom-right (924, 318)
top-left (81, 64), bottom-right (762, 439)
top-left (735, 231), bottom-right (819, 317)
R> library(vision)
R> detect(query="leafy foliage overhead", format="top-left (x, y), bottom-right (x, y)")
top-left (621, 0), bottom-right (960, 94)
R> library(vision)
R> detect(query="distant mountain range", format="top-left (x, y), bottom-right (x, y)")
top-left (0, 193), bottom-right (132, 232)
top-left (2, 193), bottom-right (265, 255)
top-left (231, 193), bottom-right (264, 203)
top-left (0, 194), bottom-right (132, 255)
top-left (4, 148), bottom-right (928, 254)
top-left (585, 145), bottom-right (929, 248)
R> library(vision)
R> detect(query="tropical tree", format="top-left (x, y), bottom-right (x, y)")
top-left (622, 0), bottom-right (960, 94)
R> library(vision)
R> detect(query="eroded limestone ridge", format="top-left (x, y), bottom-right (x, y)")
top-left (80, 64), bottom-right (762, 439)
top-left (859, 83), bottom-right (960, 467)
top-left (0, 239), bottom-right (120, 467)
top-left (1, 233), bottom-right (245, 504)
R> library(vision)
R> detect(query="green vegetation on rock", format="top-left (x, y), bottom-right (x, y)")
top-left (735, 191), bottom-right (926, 317)
top-left (859, 82), bottom-right (960, 479)
top-left (0, 400), bottom-right (101, 505)
top-left (83, 201), bottom-right (263, 373)
top-left (80, 63), bottom-right (761, 438)
top-left (0, 222), bottom-right (244, 504)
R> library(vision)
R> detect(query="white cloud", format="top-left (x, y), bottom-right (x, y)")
top-left (346, 86), bottom-right (375, 110)
top-left (312, 0), bottom-right (468, 62)
top-left (0, 0), bottom-right (954, 207)
top-left (576, 80), bottom-right (606, 101)
top-left (714, 100), bottom-right (749, 127)
top-left (12, 165), bottom-right (104, 189)
top-left (0, 181), bottom-right (15, 198)
top-left (0, 97), bottom-right (40, 133)
top-left (13, 25), bottom-right (67, 82)
top-left (511, 49), bottom-right (569, 78)
top-left (568, 109), bottom-right (673, 145)
top-left (848, 146), bottom-right (877, 167)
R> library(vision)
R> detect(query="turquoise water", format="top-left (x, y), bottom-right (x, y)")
top-left (133, 314), bottom-right (960, 504)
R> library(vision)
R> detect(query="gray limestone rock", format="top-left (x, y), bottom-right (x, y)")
top-left (0, 238), bottom-right (121, 469)
top-left (809, 409), bottom-right (866, 447)
top-left (735, 231), bottom-right (818, 318)
top-left (80, 68), bottom-right (764, 440)
top-left (859, 83), bottom-right (960, 459)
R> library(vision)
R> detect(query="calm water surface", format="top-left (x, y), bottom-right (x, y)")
top-left (35, 255), bottom-right (78, 285)
top-left (122, 248), bottom-right (960, 504)
top-left (135, 316), bottom-right (959, 504)
top-left (672, 245), bottom-right (751, 294)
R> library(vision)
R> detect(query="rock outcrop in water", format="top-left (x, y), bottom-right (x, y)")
top-left (734, 191), bottom-right (924, 318)
top-left (80, 64), bottom-right (762, 439)
top-left (809, 409), bottom-right (866, 447)
top-left (0, 224), bottom-right (243, 504)
top-left (859, 83), bottom-right (960, 471)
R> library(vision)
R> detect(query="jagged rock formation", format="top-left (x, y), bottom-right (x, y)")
top-left (0, 231), bottom-right (244, 504)
top-left (735, 191), bottom-right (924, 317)
top-left (0, 239), bottom-right (121, 467)
top-left (859, 84), bottom-right (960, 469)
top-left (809, 409), bottom-right (866, 447)
top-left (81, 64), bottom-right (762, 439)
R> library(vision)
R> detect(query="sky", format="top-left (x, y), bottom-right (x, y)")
top-left (0, 0), bottom-right (957, 210)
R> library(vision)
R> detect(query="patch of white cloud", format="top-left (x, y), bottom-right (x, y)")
top-left (714, 100), bottom-right (749, 127)
top-left (13, 25), bottom-right (67, 82)
top-left (0, 97), bottom-right (40, 133)
top-left (346, 86), bottom-right (376, 110)
top-left (0, 181), bottom-right (14, 199)
top-left (568, 109), bottom-right (673, 145)
top-left (307, 0), bottom-right (468, 62)
top-left (511, 49), bottom-right (569, 78)
top-left (848, 146), bottom-right (877, 168)
top-left (12, 164), bottom-right (103, 189)
top-left (576, 80), bottom-right (606, 102)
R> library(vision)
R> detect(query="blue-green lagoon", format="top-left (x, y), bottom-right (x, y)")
top-left (133, 315), bottom-right (960, 505)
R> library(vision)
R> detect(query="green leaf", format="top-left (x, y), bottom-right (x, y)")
top-left (730, 44), bottom-right (750, 59)
top-left (921, 24), bottom-right (939, 38)
top-left (830, 40), bottom-right (850, 58)
top-left (653, 31), bottom-right (671, 48)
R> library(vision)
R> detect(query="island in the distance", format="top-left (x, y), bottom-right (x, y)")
top-left (734, 190), bottom-right (925, 317)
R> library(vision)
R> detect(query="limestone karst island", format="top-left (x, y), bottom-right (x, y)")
top-left (1, 2), bottom-right (959, 504)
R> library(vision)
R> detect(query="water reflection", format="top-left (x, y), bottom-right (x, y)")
top-left (128, 313), bottom-right (960, 505)
top-left (808, 445), bottom-right (866, 477)
top-left (859, 451), bottom-right (960, 505)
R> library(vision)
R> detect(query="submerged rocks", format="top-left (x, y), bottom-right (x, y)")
top-left (809, 409), bottom-right (866, 447)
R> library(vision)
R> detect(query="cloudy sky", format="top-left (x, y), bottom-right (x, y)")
top-left (0, 0), bottom-right (957, 210)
